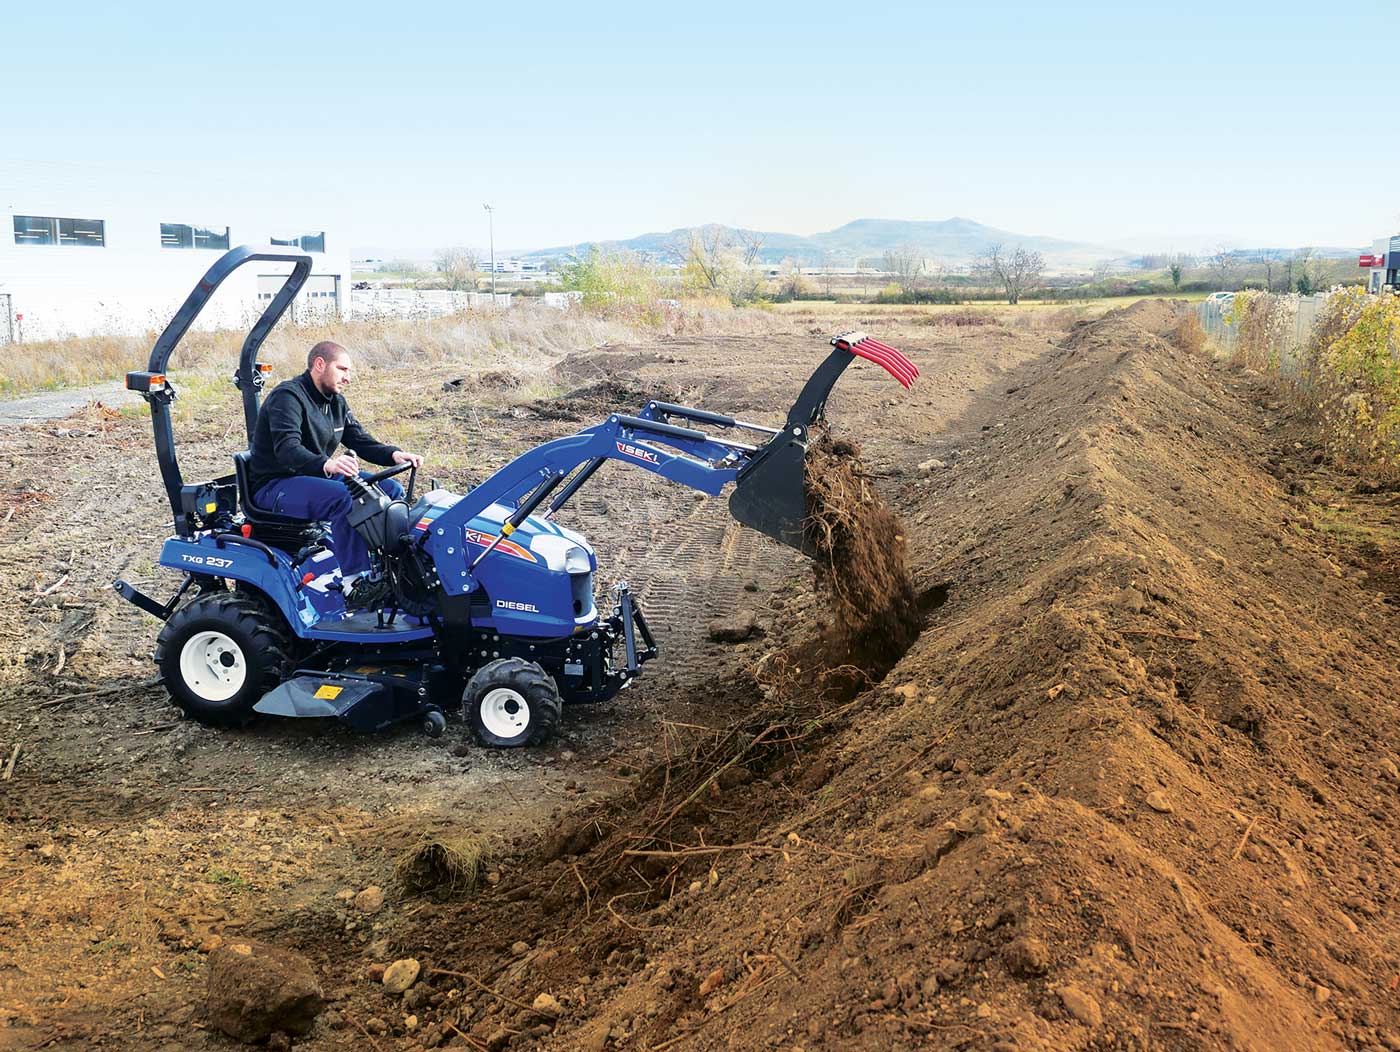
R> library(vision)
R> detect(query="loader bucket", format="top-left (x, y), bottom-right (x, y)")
top-left (728, 333), bottom-right (918, 554)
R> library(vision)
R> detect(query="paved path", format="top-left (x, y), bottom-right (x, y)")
top-left (0, 381), bottom-right (137, 426)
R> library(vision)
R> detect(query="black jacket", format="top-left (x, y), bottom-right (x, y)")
top-left (248, 371), bottom-right (399, 493)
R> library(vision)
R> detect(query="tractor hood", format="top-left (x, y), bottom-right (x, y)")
top-left (411, 489), bottom-right (595, 572)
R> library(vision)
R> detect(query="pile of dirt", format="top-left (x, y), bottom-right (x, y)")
top-left (804, 430), bottom-right (921, 674)
top-left (355, 298), bottom-right (1400, 1052)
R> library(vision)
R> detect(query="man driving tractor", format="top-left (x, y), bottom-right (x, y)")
top-left (248, 341), bottom-right (423, 596)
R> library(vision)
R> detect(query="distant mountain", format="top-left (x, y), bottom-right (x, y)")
top-left (522, 217), bottom-right (1121, 268)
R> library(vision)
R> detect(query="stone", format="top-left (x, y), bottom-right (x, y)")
top-left (1380, 758), bottom-right (1400, 781)
top-left (353, 886), bottom-right (385, 913)
top-left (365, 1016), bottom-right (388, 1035)
top-left (382, 958), bottom-right (421, 993)
top-left (511, 940), bottom-right (530, 955)
top-left (267, 1032), bottom-right (291, 1052)
top-left (367, 963), bottom-right (387, 982)
top-left (1058, 985), bottom-right (1102, 1028)
top-left (532, 992), bottom-right (562, 1019)
top-left (206, 940), bottom-right (325, 1042)
top-left (1145, 791), bottom-right (1174, 814)
top-left (1003, 936), bottom-right (1050, 977)
top-left (892, 683), bottom-right (919, 701)
top-left (198, 935), bottom-right (224, 954)
top-left (1315, 984), bottom-right (1331, 1004)
top-left (707, 612), bottom-right (759, 644)
top-left (918, 458), bottom-right (947, 473)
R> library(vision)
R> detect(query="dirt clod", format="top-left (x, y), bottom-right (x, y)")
top-left (1003, 936), bottom-right (1050, 976)
top-left (1057, 985), bottom-right (1103, 1028)
top-left (206, 940), bottom-right (325, 1042)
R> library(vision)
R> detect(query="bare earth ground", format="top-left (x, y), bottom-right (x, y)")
top-left (3, 303), bottom-right (1400, 1052)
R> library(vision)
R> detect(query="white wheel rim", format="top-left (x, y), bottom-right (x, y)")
top-left (480, 687), bottom-right (530, 739)
top-left (178, 630), bottom-right (247, 703)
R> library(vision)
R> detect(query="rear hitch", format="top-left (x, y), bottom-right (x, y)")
top-left (113, 574), bottom-right (198, 621)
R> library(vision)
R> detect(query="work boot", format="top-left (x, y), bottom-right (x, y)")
top-left (344, 572), bottom-right (392, 611)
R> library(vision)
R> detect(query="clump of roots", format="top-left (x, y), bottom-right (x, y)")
top-left (394, 834), bottom-right (492, 896)
top-left (804, 429), bottom-right (921, 672)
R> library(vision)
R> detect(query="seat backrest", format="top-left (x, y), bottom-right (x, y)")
top-left (232, 450), bottom-right (255, 507)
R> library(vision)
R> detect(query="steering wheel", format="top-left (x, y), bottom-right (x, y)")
top-left (346, 460), bottom-right (417, 502)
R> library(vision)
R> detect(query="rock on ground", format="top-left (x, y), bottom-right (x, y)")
top-left (207, 940), bottom-right (326, 1042)
top-left (707, 611), bottom-right (760, 644)
top-left (382, 957), bottom-right (421, 993)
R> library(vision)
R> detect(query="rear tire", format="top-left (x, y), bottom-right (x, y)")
top-left (464, 658), bottom-right (562, 747)
top-left (156, 591), bottom-right (292, 727)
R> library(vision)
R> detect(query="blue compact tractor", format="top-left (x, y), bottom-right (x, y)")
top-left (115, 246), bottom-right (917, 746)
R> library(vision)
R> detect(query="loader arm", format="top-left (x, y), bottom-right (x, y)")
top-left (424, 331), bottom-right (918, 588)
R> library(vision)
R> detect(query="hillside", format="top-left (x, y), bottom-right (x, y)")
top-left (523, 216), bottom-right (1119, 268)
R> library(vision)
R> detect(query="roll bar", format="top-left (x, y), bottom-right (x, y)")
top-left (131, 245), bottom-right (313, 531)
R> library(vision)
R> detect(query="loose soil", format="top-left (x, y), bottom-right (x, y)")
top-left (803, 431), bottom-right (921, 674)
top-left (3, 302), bottom-right (1399, 1052)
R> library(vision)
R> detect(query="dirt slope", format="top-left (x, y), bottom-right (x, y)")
top-left (378, 302), bottom-right (1400, 1052)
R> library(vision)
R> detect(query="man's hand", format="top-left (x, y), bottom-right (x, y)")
top-left (392, 450), bottom-right (424, 469)
top-left (324, 453), bottom-right (360, 478)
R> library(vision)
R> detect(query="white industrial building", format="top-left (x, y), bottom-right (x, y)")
top-left (0, 160), bottom-right (350, 343)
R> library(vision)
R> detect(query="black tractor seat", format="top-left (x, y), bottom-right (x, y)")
top-left (232, 451), bottom-right (329, 553)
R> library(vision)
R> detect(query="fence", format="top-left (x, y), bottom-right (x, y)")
top-left (1197, 292), bottom-right (1329, 378)
top-left (348, 289), bottom-right (513, 320)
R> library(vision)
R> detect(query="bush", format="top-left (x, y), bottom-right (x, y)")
top-left (1313, 294), bottom-right (1400, 471)
top-left (1224, 290), bottom-right (1292, 371)
top-left (557, 249), bottom-right (665, 316)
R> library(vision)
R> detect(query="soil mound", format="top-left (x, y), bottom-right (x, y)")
top-left (804, 429), bottom-right (921, 673)
top-left (364, 300), bottom-right (1400, 1052)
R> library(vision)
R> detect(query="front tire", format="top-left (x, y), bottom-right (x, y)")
top-left (156, 592), bottom-right (292, 727)
top-left (464, 658), bottom-right (562, 747)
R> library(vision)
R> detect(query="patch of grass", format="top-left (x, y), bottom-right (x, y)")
top-left (206, 866), bottom-right (246, 888)
top-left (1309, 503), bottom-right (1400, 547)
top-left (86, 936), bottom-right (133, 956)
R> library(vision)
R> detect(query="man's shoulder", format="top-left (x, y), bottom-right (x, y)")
top-left (265, 377), bottom-right (312, 407)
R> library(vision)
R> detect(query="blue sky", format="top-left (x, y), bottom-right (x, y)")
top-left (2, 0), bottom-right (1396, 257)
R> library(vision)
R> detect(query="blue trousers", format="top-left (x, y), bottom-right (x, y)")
top-left (255, 472), bottom-right (404, 577)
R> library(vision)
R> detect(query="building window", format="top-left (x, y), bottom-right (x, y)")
top-left (161, 223), bottom-right (230, 250)
top-left (271, 231), bottom-right (326, 253)
top-left (14, 215), bottom-right (105, 247)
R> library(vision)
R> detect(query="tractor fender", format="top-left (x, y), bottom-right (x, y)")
top-left (157, 535), bottom-right (321, 636)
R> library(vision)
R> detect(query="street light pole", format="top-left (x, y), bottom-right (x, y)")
top-left (483, 203), bottom-right (496, 298)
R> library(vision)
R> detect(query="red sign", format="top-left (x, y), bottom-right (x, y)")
top-left (1360, 254), bottom-right (1388, 268)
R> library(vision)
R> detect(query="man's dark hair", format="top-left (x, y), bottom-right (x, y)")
top-left (307, 341), bottom-right (348, 371)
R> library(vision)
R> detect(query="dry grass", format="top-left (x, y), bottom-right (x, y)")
top-left (394, 834), bottom-right (493, 896)
top-left (0, 301), bottom-right (782, 396)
